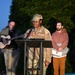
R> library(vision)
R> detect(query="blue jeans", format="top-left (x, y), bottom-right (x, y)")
top-left (3, 48), bottom-right (19, 75)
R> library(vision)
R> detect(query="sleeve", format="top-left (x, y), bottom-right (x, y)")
top-left (0, 27), bottom-right (9, 36)
top-left (0, 27), bottom-right (9, 41)
top-left (60, 32), bottom-right (69, 49)
top-left (45, 30), bottom-right (52, 63)
top-left (24, 29), bottom-right (30, 38)
top-left (52, 34), bottom-right (59, 50)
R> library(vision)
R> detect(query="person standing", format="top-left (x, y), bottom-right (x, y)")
top-left (52, 21), bottom-right (69, 75)
top-left (0, 21), bottom-right (20, 75)
top-left (24, 14), bottom-right (52, 75)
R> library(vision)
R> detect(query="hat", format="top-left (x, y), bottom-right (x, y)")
top-left (31, 14), bottom-right (43, 21)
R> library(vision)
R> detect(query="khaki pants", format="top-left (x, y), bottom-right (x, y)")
top-left (28, 58), bottom-right (47, 75)
top-left (3, 49), bottom-right (19, 75)
top-left (53, 57), bottom-right (66, 75)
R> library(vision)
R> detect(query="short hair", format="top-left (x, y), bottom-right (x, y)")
top-left (56, 21), bottom-right (63, 26)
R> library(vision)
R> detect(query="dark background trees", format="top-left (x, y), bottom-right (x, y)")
top-left (9, 0), bottom-right (75, 33)
top-left (1, 0), bottom-right (75, 75)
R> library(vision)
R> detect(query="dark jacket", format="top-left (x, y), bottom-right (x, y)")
top-left (0, 27), bottom-right (19, 49)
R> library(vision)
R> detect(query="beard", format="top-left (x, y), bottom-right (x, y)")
top-left (57, 28), bottom-right (62, 31)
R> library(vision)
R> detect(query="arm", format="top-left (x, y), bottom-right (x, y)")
top-left (58, 32), bottom-right (69, 51)
top-left (44, 30), bottom-right (52, 66)
top-left (52, 33), bottom-right (59, 50)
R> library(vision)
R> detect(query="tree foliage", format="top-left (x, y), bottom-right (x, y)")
top-left (9, 0), bottom-right (75, 33)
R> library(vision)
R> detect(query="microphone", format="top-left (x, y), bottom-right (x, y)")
top-left (25, 27), bottom-right (34, 39)
top-left (32, 28), bottom-right (34, 32)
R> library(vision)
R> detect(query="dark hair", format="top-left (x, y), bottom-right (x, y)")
top-left (56, 21), bottom-right (63, 26)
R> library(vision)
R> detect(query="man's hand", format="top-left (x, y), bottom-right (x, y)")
top-left (58, 47), bottom-right (63, 51)
top-left (29, 32), bottom-right (35, 38)
top-left (56, 50), bottom-right (59, 53)
top-left (45, 60), bottom-right (50, 67)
